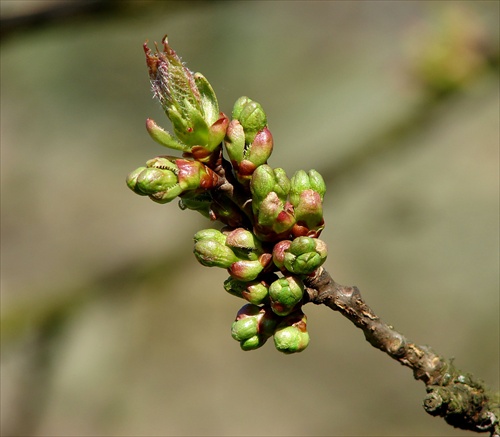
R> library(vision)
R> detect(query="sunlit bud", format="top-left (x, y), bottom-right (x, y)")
top-left (289, 169), bottom-right (326, 205)
top-left (126, 167), bottom-right (182, 204)
top-left (231, 304), bottom-right (278, 351)
top-left (291, 189), bottom-right (324, 238)
top-left (251, 165), bottom-right (290, 211)
top-left (232, 97), bottom-right (267, 145)
top-left (193, 228), bottom-right (227, 245)
top-left (193, 238), bottom-right (238, 269)
top-left (228, 259), bottom-right (264, 282)
top-left (272, 240), bottom-right (292, 270)
top-left (225, 122), bottom-right (274, 184)
top-left (224, 273), bottom-right (278, 305)
top-left (225, 228), bottom-right (262, 261)
top-left (126, 166), bottom-right (149, 195)
top-left (283, 236), bottom-right (327, 275)
top-left (273, 310), bottom-right (309, 354)
top-left (143, 37), bottom-right (228, 156)
top-left (268, 275), bottom-right (304, 316)
top-left (253, 194), bottom-right (296, 242)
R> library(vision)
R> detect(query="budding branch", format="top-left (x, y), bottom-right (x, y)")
top-left (303, 267), bottom-right (500, 436)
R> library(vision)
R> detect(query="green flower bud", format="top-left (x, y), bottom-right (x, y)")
top-left (268, 275), bottom-right (304, 316)
top-left (231, 97), bottom-right (267, 145)
top-left (126, 166), bottom-right (149, 195)
top-left (231, 304), bottom-right (278, 351)
top-left (193, 228), bottom-right (227, 245)
top-left (273, 311), bottom-right (309, 354)
top-left (272, 240), bottom-right (292, 270)
top-left (193, 239), bottom-right (238, 269)
top-left (289, 170), bottom-right (326, 204)
top-left (231, 96), bottom-right (253, 120)
top-left (127, 156), bottom-right (220, 204)
top-left (127, 167), bottom-right (183, 204)
top-left (253, 193), bottom-right (295, 242)
top-left (250, 165), bottom-right (290, 211)
top-left (228, 259), bottom-right (264, 282)
top-left (224, 273), bottom-right (278, 305)
top-left (224, 122), bottom-right (273, 185)
top-left (225, 228), bottom-right (262, 261)
top-left (283, 236), bottom-right (327, 275)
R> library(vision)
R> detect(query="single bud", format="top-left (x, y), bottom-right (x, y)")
top-left (273, 310), bottom-right (309, 354)
top-left (283, 236), bottom-right (327, 275)
top-left (126, 166), bottom-right (183, 204)
top-left (193, 238), bottom-right (238, 269)
top-left (143, 37), bottom-right (229, 157)
top-left (224, 273), bottom-right (278, 305)
top-left (268, 275), bottom-right (304, 316)
top-left (232, 97), bottom-right (267, 145)
top-left (289, 169), bottom-right (326, 237)
top-left (225, 121), bottom-right (274, 184)
top-left (289, 170), bottom-right (326, 205)
top-left (193, 228), bottom-right (227, 245)
top-left (209, 196), bottom-right (247, 228)
top-left (231, 304), bottom-right (278, 351)
top-left (126, 166), bottom-right (149, 195)
top-left (272, 240), bottom-right (292, 271)
top-left (228, 259), bottom-right (264, 282)
top-left (225, 228), bottom-right (262, 261)
top-left (253, 193), bottom-right (296, 242)
top-left (251, 165), bottom-right (290, 211)
top-left (127, 156), bottom-right (220, 204)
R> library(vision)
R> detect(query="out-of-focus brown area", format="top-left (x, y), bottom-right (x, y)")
top-left (1, 1), bottom-right (498, 436)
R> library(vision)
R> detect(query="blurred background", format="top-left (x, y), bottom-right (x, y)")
top-left (1, 1), bottom-right (498, 436)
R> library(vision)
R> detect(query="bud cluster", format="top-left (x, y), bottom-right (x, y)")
top-left (127, 37), bottom-right (329, 354)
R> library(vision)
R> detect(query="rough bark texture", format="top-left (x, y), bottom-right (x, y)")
top-left (303, 267), bottom-right (500, 436)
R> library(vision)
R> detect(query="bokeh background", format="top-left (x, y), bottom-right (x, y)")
top-left (1, 1), bottom-right (499, 436)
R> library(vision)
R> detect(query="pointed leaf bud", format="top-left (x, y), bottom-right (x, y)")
top-left (273, 310), bottom-right (309, 354)
top-left (268, 275), bottom-right (304, 316)
top-left (283, 236), bottom-right (327, 275)
top-left (144, 37), bottom-right (227, 156)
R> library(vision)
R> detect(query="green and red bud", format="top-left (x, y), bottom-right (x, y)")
top-left (273, 310), bottom-right (310, 354)
top-left (251, 165), bottom-right (290, 209)
top-left (193, 238), bottom-right (239, 269)
top-left (143, 37), bottom-right (229, 158)
top-left (283, 236), bottom-right (328, 275)
top-left (231, 96), bottom-right (267, 145)
top-left (231, 304), bottom-right (278, 351)
top-left (289, 169), bottom-right (326, 238)
top-left (127, 156), bottom-right (219, 204)
top-left (272, 240), bottom-right (292, 271)
top-left (224, 273), bottom-right (278, 305)
top-left (268, 275), bottom-right (304, 316)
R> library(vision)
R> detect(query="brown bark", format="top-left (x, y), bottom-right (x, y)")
top-left (303, 267), bottom-right (500, 436)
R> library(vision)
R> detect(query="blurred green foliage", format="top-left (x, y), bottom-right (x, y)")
top-left (1, 1), bottom-right (498, 436)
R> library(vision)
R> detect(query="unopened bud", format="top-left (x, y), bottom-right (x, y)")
top-left (284, 236), bottom-right (327, 275)
top-left (268, 275), bottom-right (304, 316)
top-left (273, 311), bottom-right (309, 354)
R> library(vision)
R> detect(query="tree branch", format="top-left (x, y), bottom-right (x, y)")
top-left (303, 267), bottom-right (500, 436)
